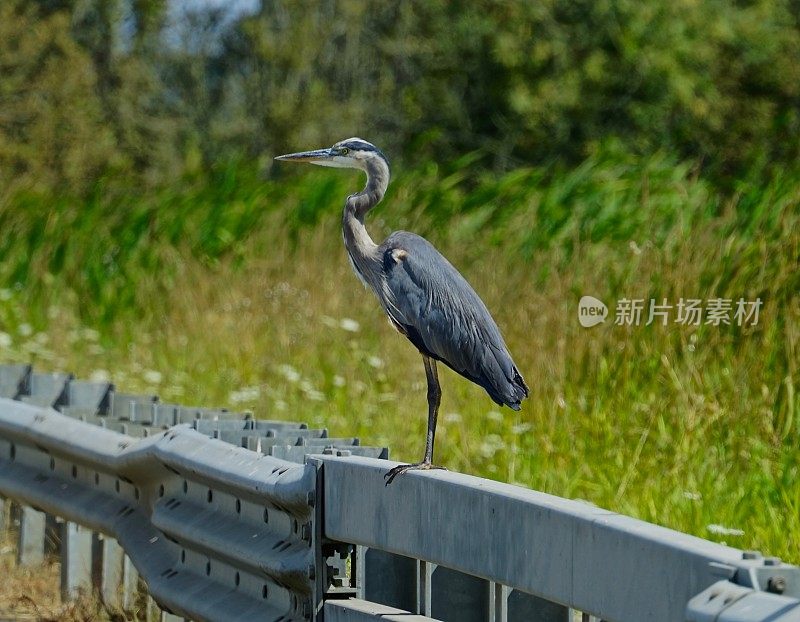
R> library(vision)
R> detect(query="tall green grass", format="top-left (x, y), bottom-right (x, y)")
top-left (0, 145), bottom-right (798, 560)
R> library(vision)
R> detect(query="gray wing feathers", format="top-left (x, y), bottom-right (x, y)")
top-left (380, 232), bottom-right (529, 409)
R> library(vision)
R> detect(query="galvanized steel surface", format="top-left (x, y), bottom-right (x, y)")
top-left (0, 397), bottom-right (315, 621)
top-left (0, 364), bottom-right (798, 622)
top-left (319, 455), bottom-right (800, 621)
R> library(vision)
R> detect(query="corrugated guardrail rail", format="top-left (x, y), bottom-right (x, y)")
top-left (0, 364), bottom-right (797, 622)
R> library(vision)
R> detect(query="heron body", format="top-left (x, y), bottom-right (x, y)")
top-left (380, 231), bottom-right (528, 409)
top-left (276, 138), bottom-right (528, 483)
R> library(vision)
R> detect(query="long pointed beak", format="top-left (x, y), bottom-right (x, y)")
top-left (274, 148), bottom-right (334, 164)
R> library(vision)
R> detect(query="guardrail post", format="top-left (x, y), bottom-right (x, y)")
top-left (95, 533), bottom-right (125, 609)
top-left (416, 559), bottom-right (435, 616)
top-left (489, 583), bottom-right (509, 622)
top-left (0, 496), bottom-right (8, 537)
top-left (61, 521), bottom-right (93, 599)
top-left (121, 553), bottom-right (139, 611)
top-left (17, 504), bottom-right (46, 565)
top-left (354, 545), bottom-right (366, 599)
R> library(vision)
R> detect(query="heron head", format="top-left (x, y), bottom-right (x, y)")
top-left (275, 137), bottom-right (389, 172)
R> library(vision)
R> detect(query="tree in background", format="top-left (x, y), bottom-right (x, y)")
top-left (0, 2), bottom-right (119, 194)
top-left (1, 0), bottom-right (798, 194)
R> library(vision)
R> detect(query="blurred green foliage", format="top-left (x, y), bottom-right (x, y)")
top-left (2, 141), bottom-right (797, 326)
top-left (1, 0), bottom-right (799, 196)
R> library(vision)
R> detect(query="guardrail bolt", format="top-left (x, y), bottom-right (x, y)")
top-left (742, 550), bottom-right (763, 560)
top-left (763, 556), bottom-right (781, 566)
top-left (301, 523), bottom-right (311, 542)
top-left (767, 576), bottom-right (787, 594)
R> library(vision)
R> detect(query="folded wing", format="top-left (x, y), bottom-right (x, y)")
top-left (379, 231), bottom-right (529, 410)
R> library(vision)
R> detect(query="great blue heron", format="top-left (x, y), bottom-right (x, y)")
top-left (276, 138), bottom-right (529, 484)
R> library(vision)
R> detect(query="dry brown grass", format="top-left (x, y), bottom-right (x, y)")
top-left (0, 529), bottom-right (127, 622)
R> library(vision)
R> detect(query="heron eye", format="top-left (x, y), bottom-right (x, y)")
top-left (339, 147), bottom-right (350, 155)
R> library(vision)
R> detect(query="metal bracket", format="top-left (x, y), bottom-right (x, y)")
top-left (686, 580), bottom-right (800, 621)
top-left (687, 552), bottom-right (800, 621)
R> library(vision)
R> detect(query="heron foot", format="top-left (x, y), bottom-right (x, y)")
top-left (384, 461), bottom-right (447, 486)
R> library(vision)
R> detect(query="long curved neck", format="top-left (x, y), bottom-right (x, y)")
top-left (342, 158), bottom-right (390, 289)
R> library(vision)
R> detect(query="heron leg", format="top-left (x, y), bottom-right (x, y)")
top-left (384, 355), bottom-right (447, 486)
top-left (422, 355), bottom-right (441, 462)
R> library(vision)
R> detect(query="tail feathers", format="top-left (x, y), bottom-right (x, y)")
top-left (482, 364), bottom-right (529, 411)
top-left (513, 367), bottom-right (530, 400)
top-left (430, 337), bottom-right (530, 411)
top-left (503, 367), bottom-right (529, 410)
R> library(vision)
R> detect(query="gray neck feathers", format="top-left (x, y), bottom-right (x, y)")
top-left (345, 157), bottom-right (389, 218)
top-left (342, 157), bottom-right (390, 291)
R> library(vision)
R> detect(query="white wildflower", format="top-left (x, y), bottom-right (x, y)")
top-left (480, 433), bottom-right (506, 458)
top-left (367, 356), bottom-right (384, 368)
top-left (340, 318), bottom-right (360, 332)
top-left (0, 332), bottom-right (12, 348)
top-left (90, 369), bottom-right (111, 383)
top-left (143, 369), bottom-right (163, 384)
top-left (512, 423), bottom-right (532, 435)
top-left (298, 379), bottom-right (324, 401)
top-left (36, 349), bottom-right (55, 361)
top-left (443, 412), bottom-right (462, 423)
top-left (18, 323), bottom-right (33, 337)
top-left (81, 328), bottom-right (100, 342)
top-left (278, 364), bottom-right (300, 383)
top-left (480, 442), bottom-right (497, 458)
top-left (0, 289), bottom-right (11, 301)
top-left (487, 433), bottom-right (504, 446)
top-left (303, 388), bottom-right (325, 401)
top-left (683, 491), bottom-right (702, 501)
top-left (487, 410), bottom-right (503, 422)
top-left (707, 524), bottom-right (744, 536)
top-left (332, 375), bottom-right (346, 387)
top-left (229, 386), bottom-right (261, 404)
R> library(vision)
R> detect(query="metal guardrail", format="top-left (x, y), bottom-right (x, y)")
top-left (0, 363), bottom-right (385, 621)
top-left (319, 457), bottom-right (800, 622)
top-left (0, 364), bottom-right (797, 622)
